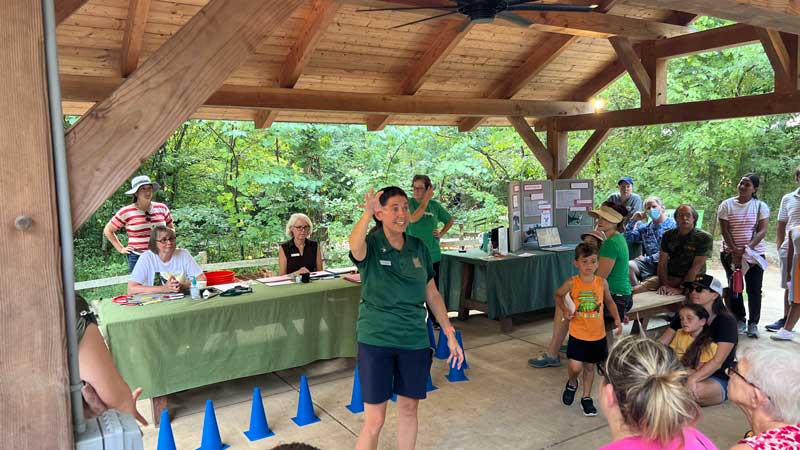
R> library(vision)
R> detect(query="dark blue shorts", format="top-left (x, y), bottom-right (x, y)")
top-left (567, 335), bottom-right (608, 364)
top-left (357, 342), bottom-right (432, 404)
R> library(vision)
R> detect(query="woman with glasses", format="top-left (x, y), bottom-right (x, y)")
top-left (598, 335), bottom-right (717, 450)
top-left (104, 175), bottom-right (174, 273)
top-left (727, 344), bottom-right (800, 449)
top-left (279, 213), bottom-right (323, 276)
top-left (127, 225), bottom-right (204, 295)
top-left (659, 274), bottom-right (738, 407)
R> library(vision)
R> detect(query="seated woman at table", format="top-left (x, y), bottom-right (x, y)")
top-left (76, 293), bottom-right (148, 425)
top-left (279, 213), bottom-right (323, 276)
top-left (127, 225), bottom-right (204, 295)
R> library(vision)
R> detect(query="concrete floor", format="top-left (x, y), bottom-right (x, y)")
top-left (136, 266), bottom-right (798, 450)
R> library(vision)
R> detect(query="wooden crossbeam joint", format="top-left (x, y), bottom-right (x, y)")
top-left (508, 116), bottom-right (554, 177)
top-left (560, 128), bottom-right (611, 179)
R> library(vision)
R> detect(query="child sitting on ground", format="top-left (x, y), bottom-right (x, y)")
top-left (669, 304), bottom-right (718, 372)
top-left (556, 243), bottom-right (622, 416)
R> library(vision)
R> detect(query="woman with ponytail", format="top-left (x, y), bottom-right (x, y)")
top-left (349, 187), bottom-right (463, 450)
top-left (598, 336), bottom-right (718, 450)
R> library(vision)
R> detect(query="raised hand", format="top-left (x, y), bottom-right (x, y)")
top-left (363, 189), bottom-right (384, 215)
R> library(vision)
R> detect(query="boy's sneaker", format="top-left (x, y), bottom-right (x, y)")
top-left (770, 328), bottom-right (795, 341)
top-left (765, 318), bottom-right (786, 332)
top-left (562, 382), bottom-right (578, 406)
top-left (580, 397), bottom-right (598, 416)
top-left (737, 320), bottom-right (747, 335)
top-left (747, 323), bottom-right (759, 338)
top-left (529, 353), bottom-right (561, 368)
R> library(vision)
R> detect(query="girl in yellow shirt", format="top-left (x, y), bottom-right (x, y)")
top-left (670, 304), bottom-right (718, 372)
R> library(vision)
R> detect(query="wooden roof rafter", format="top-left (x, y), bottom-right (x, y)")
top-left (120, 0), bottom-right (151, 77)
top-left (55, 0), bottom-right (90, 24)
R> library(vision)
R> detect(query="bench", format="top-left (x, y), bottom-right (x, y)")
top-left (626, 291), bottom-right (686, 334)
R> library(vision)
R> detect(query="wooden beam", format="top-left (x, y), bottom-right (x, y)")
top-left (508, 116), bottom-right (554, 177)
top-left (56, 0), bottom-right (89, 24)
top-left (254, 110), bottom-right (279, 129)
top-left (560, 129), bottom-right (611, 179)
top-left (65, 0), bottom-right (306, 229)
top-left (783, 33), bottom-right (800, 91)
top-left (641, 40), bottom-right (667, 110)
top-left (60, 75), bottom-right (596, 117)
top-left (541, 91), bottom-right (800, 131)
top-left (757, 28), bottom-right (794, 92)
top-left (625, 0), bottom-right (800, 35)
top-left (547, 126), bottom-right (568, 179)
top-left (1, 1), bottom-right (72, 448)
top-left (367, 19), bottom-right (473, 131)
top-left (609, 36), bottom-right (651, 100)
top-left (513, 11), bottom-right (694, 40)
top-left (120, 0), bottom-right (151, 77)
top-left (458, 34), bottom-right (577, 132)
top-left (653, 23), bottom-right (759, 59)
top-left (280, 0), bottom-right (340, 88)
top-left (597, 0), bottom-right (620, 13)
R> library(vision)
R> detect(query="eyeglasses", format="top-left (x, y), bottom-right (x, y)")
top-left (156, 236), bottom-right (176, 244)
top-left (292, 225), bottom-right (311, 231)
top-left (144, 211), bottom-right (151, 223)
top-left (412, 186), bottom-right (427, 191)
top-left (692, 286), bottom-right (710, 293)
top-left (726, 360), bottom-right (770, 400)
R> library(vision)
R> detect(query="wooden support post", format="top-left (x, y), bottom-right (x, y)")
top-left (547, 125), bottom-right (568, 179)
top-left (508, 116), bottom-right (554, 178)
top-left (0, 1), bottom-right (72, 448)
top-left (120, 0), bottom-right (152, 77)
top-left (560, 129), bottom-right (611, 179)
top-left (254, 110), bottom-right (279, 129)
top-left (66, 0), bottom-right (306, 229)
top-left (757, 28), bottom-right (794, 92)
top-left (783, 33), bottom-right (800, 92)
top-left (641, 41), bottom-right (667, 110)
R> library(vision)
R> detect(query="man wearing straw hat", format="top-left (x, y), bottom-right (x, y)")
top-left (103, 175), bottom-right (174, 272)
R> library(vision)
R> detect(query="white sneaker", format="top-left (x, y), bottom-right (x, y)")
top-left (770, 329), bottom-right (795, 341)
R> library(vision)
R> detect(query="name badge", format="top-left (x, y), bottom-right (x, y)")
top-left (291, 253), bottom-right (300, 257)
top-left (379, 260), bottom-right (392, 266)
top-left (412, 257), bottom-right (422, 268)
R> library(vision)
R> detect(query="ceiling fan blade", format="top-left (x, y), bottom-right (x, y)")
top-left (509, 4), bottom-right (598, 12)
top-left (390, 10), bottom-right (460, 29)
top-left (356, 6), bottom-right (458, 12)
top-left (506, 0), bottom-right (542, 5)
top-left (496, 11), bottom-right (534, 27)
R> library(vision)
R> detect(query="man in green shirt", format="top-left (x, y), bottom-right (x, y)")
top-left (407, 175), bottom-right (455, 327)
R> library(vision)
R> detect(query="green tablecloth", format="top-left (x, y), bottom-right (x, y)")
top-left (439, 249), bottom-right (577, 319)
top-left (98, 279), bottom-right (360, 399)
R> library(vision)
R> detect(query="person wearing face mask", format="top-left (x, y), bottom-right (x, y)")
top-left (624, 196), bottom-right (676, 292)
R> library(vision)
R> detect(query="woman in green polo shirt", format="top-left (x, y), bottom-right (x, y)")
top-left (349, 186), bottom-right (464, 450)
top-left (591, 202), bottom-right (633, 316)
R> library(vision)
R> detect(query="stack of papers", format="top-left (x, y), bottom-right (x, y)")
top-left (327, 266), bottom-right (357, 275)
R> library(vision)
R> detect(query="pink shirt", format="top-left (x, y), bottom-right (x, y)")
top-left (108, 202), bottom-right (173, 252)
top-left (739, 424), bottom-right (800, 449)
top-left (598, 427), bottom-right (718, 450)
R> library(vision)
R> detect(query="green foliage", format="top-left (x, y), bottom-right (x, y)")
top-left (74, 32), bottom-right (800, 289)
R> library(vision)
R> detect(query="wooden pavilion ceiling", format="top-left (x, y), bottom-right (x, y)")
top-left (55, 0), bottom-right (799, 128)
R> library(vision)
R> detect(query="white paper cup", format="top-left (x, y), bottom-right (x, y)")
top-left (196, 280), bottom-right (207, 290)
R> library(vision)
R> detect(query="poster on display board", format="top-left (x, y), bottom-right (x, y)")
top-left (508, 180), bottom-right (554, 251)
top-left (553, 179), bottom-right (594, 243)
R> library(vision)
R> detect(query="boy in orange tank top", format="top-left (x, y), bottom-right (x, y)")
top-left (554, 243), bottom-right (622, 416)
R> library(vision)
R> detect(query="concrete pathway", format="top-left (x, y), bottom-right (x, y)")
top-left (134, 266), bottom-right (798, 450)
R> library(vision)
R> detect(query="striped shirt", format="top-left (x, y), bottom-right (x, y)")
top-left (717, 197), bottom-right (770, 254)
top-left (778, 188), bottom-right (800, 251)
top-left (107, 202), bottom-right (173, 252)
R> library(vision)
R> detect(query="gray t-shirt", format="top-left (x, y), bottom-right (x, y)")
top-left (607, 192), bottom-right (643, 218)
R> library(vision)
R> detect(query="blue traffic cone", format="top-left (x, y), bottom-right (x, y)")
top-left (244, 387), bottom-right (274, 441)
top-left (446, 361), bottom-right (469, 383)
top-left (197, 400), bottom-right (229, 450)
top-left (455, 330), bottom-right (469, 369)
top-left (346, 366), bottom-right (364, 414)
top-left (427, 318), bottom-right (436, 349)
top-left (156, 410), bottom-right (177, 450)
top-left (426, 373), bottom-right (438, 392)
top-left (292, 375), bottom-right (321, 426)
top-left (435, 328), bottom-right (449, 359)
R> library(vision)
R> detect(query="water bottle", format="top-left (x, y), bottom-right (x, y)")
top-left (190, 276), bottom-right (200, 300)
top-left (732, 266), bottom-right (744, 294)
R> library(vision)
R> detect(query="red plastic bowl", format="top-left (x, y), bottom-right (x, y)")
top-left (204, 270), bottom-right (235, 286)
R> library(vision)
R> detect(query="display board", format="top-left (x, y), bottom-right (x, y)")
top-left (553, 178), bottom-right (595, 243)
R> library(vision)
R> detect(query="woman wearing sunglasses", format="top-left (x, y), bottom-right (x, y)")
top-left (727, 344), bottom-right (800, 449)
top-left (127, 225), bottom-right (204, 295)
top-left (279, 213), bottom-right (323, 276)
top-left (598, 335), bottom-right (717, 450)
top-left (659, 274), bottom-right (738, 407)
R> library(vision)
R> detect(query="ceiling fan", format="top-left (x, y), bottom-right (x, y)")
top-left (357, 0), bottom-right (599, 29)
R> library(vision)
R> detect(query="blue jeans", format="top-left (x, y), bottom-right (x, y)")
top-left (127, 252), bottom-right (140, 273)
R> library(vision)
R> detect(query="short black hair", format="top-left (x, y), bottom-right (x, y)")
top-left (412, 174), bottom-right (432, 189)
top-left (673, 204), bottom-right (699, 226)
top-left (574, 242), bottom-right (598, 260)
